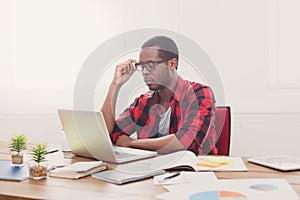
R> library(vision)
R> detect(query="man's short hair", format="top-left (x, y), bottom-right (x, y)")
top-left (141, 36), bottom-right (179, 64)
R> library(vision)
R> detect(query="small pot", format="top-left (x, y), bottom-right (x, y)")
top-left (11, 151), bottom-right (24, 166)
top-left (28, 161), bottom-right (48, 180)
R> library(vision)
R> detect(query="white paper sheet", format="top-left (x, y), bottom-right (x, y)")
top-left (156, 179), bottom-right (299, 200)
top-left (154, 171), bottom-right (217, 185)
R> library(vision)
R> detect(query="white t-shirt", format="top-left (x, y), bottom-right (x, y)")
top-left (158, 107), bottom-right (171, 137)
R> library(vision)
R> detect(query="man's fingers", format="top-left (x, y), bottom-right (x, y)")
top-left (121, 60), bottom-right (136, 74)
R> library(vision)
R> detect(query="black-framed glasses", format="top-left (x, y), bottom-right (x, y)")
top-left (134, 59), bottom-right (169, 71)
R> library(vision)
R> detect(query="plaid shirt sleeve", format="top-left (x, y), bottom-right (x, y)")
top-left (110, 91), bottom-right (157, 143)
top-left (174, 83), bottom-right (217, 155)
top-left (109, 98), bottom-right (138, 143)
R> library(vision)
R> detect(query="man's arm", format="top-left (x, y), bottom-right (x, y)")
top-left (116, 134), bottom-right (186, 154)
top-left (101, 59), bottom-right (136, 134)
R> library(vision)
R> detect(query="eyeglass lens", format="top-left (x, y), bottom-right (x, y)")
top-left (135, 60), bottom-right (167, 71)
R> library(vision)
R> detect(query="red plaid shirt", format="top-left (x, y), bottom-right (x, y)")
top-left (111, 77), bottom-right (217, 155)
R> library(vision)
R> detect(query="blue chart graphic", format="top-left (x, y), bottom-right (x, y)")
top-left (189, 190), bottom-right (247, 200)
top-left (250, 184), bottom-right (278, 191)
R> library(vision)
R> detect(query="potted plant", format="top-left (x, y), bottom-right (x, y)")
top-left (29, 143), bottom-right (48, 180)
top-left (9, 134), bottom-right (27, 166)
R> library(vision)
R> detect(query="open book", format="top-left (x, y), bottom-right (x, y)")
top-left (49, 161), bottom-right (107, 179)
top-left (137, 150), bottom-right (248, 172)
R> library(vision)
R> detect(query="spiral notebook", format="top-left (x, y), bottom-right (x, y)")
top-left (92, 168), bottom-right (165, 184)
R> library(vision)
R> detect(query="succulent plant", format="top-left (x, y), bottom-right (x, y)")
top-left (9, 134), bottom-right (27, 153)
top-left (29, 143), bottom-right (48, 179)
top-left (31, 143), bottom-right (48, 164)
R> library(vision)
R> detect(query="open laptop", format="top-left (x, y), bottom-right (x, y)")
top-left (57, 109), bottom-right (157, 163)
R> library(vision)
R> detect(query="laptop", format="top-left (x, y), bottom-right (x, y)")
top-left (247, 156), bottom-right (300, 171)
top-left (57, 109), bottom-right (157, 163)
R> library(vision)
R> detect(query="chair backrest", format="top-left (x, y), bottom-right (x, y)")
top-left (215, 106), bottom-right (231, 156)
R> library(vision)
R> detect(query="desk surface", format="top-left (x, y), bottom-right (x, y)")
top-left (0, 141), bottom-right (300, 200)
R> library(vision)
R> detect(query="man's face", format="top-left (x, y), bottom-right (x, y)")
top-left (139, 47), bottom-right (172, 91)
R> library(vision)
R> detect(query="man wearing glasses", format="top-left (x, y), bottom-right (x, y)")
top-left (102, 36), bottom-right (217, 155)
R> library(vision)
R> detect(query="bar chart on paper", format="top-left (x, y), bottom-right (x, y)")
top-left (189, 190), bottom-right (247, 200)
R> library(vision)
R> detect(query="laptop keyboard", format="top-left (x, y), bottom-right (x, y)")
top-left (114, 151), bottom-right (136, 159)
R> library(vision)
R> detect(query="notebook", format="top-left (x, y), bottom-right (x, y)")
top-left (57, 109), bottom-right (157, 163)
top-left (92, 168), bottom-right (165, 184)
top-left (247, 156), bottom-right (300, 171)
top-left (0, 160), bottom-right (29, 181)
top-left (49, 161), bottom-right (107, 179)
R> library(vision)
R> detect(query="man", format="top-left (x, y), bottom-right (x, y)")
top-left (101, 36), bottom-right (217, 155)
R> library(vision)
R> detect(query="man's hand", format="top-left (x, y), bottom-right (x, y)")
top-left (113, 59), bottom-right (136, 87)
top-left (115, 134), bottom-right (134, 147)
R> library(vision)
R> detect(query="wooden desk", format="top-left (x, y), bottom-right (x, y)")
top-left (0, 141), bottom-right (300, 199)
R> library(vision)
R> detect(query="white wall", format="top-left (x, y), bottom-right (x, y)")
top-left (1, 0), bottom-right (300, 156)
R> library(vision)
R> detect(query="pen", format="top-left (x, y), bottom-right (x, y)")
top-left (159, 172), bottom-right (181, 183)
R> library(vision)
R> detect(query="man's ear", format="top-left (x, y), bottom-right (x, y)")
top-left (168, 58), bottom-right (178, 70)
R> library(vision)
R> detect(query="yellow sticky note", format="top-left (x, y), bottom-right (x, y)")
top-left (206, 156), bottom-right (231, 164)
top-left (196, 156), bottom-right (231, 168)
top-left (196, 159), bottom-right (224, 168)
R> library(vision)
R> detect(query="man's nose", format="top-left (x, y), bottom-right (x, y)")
top-left (142, 66), bottom-right (150, 75)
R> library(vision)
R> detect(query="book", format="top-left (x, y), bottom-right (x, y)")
top-left (0, 160), bottom-right (29, 181)
top-left (131, 150), bottom-right (248, 172)
top-left (49, 161), bottom-right (107, 179)
top-left (92, 167), bottom-right (165, 184)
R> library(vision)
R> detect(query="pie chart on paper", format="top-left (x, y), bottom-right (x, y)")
top-left (250, 184), bottom-right (278, 191)
top-left (189, 190), bottom-right (247, 200)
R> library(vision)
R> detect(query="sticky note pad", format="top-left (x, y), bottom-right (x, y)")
top-left (206, 156), bottom-right (231, 164)
top-left (197, 156), bottom-right (231, 168)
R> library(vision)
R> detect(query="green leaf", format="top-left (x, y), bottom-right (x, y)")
top-left (30, 143), bottom-right (47, 164)
top-left (9, 134), bottom-right (27, 153)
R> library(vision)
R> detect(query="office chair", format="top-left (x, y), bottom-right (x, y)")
top-left (215, 106), bottom-right (231, 156)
